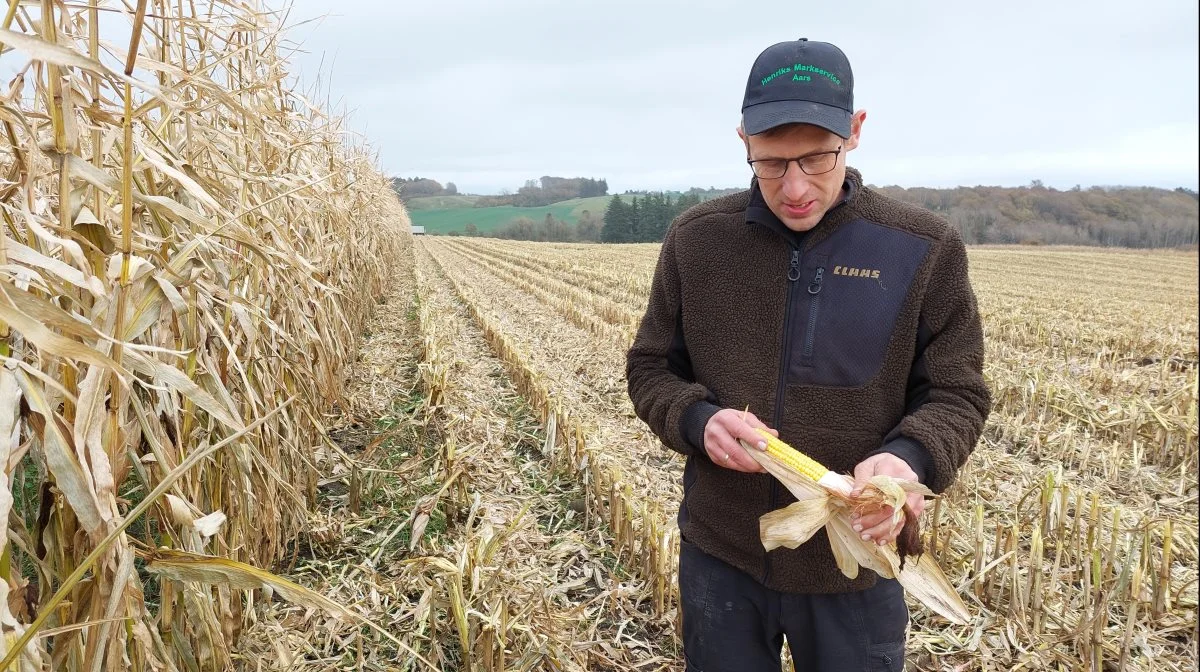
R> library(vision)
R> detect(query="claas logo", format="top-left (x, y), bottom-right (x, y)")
top-left (833, 265), bottom-right (881, 279)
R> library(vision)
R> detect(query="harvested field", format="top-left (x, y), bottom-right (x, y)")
top-left (386, 237), bottom-right (1196, 671)
top-left (2, 1), bottom-right (1194, 671)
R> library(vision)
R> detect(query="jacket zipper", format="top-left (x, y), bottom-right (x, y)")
top-left (765, 248), bottom-right (802, 584)
top-left (801, 266), bottom-right (825, 362)
top-left (775, 250), bottom-right (802, 418)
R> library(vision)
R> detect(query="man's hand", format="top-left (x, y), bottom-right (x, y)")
top-left (703, 409), bottom-right (778, 473)
top-left (850, 453), bottom-right (926, 545)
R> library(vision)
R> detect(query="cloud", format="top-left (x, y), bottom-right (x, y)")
top-left (281, 0), bottom-right (1200, 193)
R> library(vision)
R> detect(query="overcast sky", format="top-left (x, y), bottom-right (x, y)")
top-left (279, 0), bottom-right (1199, 195)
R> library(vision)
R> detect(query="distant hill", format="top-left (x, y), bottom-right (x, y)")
top-left (408, 195), bottom-right (635, 234)
top-left (405, 181), bottom-right (1198, 248)
top-left (873, 182), bottom-right (1198, 247)
top-left (406, 188), bottom-right (738, 235)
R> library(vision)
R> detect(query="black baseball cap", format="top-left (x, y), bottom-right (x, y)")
top-left (742, 38), bottom-right (854, 138)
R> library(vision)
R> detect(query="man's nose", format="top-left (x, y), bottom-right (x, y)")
top-left (780, 161), bottom-right (810, 200)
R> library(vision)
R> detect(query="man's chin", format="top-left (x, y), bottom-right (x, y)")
top-left (781, 215), bottom-right (821, 233)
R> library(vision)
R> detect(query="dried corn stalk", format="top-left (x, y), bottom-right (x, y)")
top-left (0, 1), bottom-right (407, 670)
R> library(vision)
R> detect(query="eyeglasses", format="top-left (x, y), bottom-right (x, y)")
top-left (747, 146), bottom-right (842, 179)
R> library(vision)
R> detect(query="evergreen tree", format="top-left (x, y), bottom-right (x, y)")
top-left (602, 196), bottom-right (632, 243)
top-left (651, 193), bottom-right (670, 241)
top-left (628, 196), bottom-right (642, 242)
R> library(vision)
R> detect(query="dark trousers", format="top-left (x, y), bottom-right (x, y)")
top-left (679, 538), bottom-right (908, 672)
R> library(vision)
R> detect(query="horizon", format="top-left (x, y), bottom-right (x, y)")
top-left (284, 0), bottom-right (1198, 197)
top-left (392, 176), bottom-right (1200, 198)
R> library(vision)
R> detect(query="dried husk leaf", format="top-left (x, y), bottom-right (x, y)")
top-left (760, 496), bottom-right (831, 551)
top-left (826, 515), bottom-right (894, 578)
top-left (889, 548), bottom-right (971, 625)
top-left (754, 444), bottom-right (969, 626)
top-left (193, 511), bottom-right (227, 538)
top-left (164, 494), bottom-right (196, 529)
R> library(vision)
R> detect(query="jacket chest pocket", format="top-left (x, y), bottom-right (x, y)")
top-left (788, 224), bottom-right (931, 388)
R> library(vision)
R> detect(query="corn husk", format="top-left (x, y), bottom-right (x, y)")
top-left (743, 441), bottom-right (971, 625)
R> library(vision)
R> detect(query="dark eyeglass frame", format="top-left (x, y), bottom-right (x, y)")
top-left (747, 146), bottom-right (843, 179)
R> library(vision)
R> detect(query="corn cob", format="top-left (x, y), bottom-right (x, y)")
top-left (754, 428), bottom-right (853, 495)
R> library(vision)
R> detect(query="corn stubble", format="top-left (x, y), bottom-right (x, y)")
top-left (435, 246), bottom-right (679, 669)
top-left (420, 238), bottom-right (1197, 671)
top-left (0, 1), bottom-right (405, 670)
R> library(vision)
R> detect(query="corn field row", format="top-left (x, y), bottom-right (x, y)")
top-left (467, 240), bottom-right (1197, 362)
top-left (0, 2), bottom-right (406, 669)
top-left (382, 240), bottom-right (679, 669)
top-left (451, 241), bottom-right (643, 333)
top-left (417, 236), bottom-right (1198, 670)
top-left (422, 241), bottom-right (680, 618)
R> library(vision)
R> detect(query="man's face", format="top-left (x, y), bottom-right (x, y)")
top-left (741, 112), bottom-right (864, 232)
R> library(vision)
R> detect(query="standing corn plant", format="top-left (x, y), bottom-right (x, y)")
top-left (0, 1), bottom-right (407, 669)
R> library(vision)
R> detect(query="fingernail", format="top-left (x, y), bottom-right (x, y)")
top-left (861, 534), bottom-right (871, 541)
top-left (853, 524), bottom-right (862, 532)
top-left (756, 441), bottom-right (766, 451)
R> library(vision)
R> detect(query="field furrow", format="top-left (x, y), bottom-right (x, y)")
top-left (420, 239), bottom-right (685, 661)
top-left (441, 239), bottom-right (644, 332)
top-left (452, 240), bottom-right (652, 309)
top-left (411, 243), bottom-right (678, 668)
top-left (423, 240), bottom-right (683, 501)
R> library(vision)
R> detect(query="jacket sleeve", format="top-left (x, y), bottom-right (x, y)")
top-left (626, 224), bottom-right (717, 456)
top-left (881, 229), bottom-right (990, 493)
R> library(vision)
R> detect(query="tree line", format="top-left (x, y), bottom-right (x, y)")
top-left (395, 175), bottom-right (610, 207)
top-left (476, 176), bottom-right (609, 207)
top-left (876, 181), bottom-right (1197, 247)
top-left (476, 211), bottom-right (604, 242)
top-left (424, 178), bottom-right (1198, 248)
top-left (601, 192), bottom-right (703, 242)
top-left (450, 192), bottom-right (704, 242)
top-left (392, 177), bottom-right (457, 198)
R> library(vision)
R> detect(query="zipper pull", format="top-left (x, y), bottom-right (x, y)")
top-left (808, 266), bottom-right (824, 294)
top-left (787, 250), bottom-right (801, 282)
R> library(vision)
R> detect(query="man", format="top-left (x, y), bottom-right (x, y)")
top-left (626, 38), bottom-right (990, 671)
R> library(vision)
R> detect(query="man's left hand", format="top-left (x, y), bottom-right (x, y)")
top-left (849, 453), bottom-right (926, 546)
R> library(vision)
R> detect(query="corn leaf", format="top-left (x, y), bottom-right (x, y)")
top-left (145, 549), bottom-right (353, 619)
top-left (15, 371), bottom-right (106, 535)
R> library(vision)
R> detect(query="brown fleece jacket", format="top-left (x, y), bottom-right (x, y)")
top-left (626, 167), bottom-right (990, 593)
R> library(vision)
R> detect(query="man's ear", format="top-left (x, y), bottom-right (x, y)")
top-left (737, 124), bottom-right (752, 158)
top-left (844, 109), bottom-right (867, 151)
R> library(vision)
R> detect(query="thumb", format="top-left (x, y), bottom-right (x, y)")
top-left (851, 458), bottom-right (877, 497)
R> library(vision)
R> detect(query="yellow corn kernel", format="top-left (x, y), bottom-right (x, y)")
top-left (756, 428), bottom-right (829, 482)
top-left (754, 429), bottom-right (854, 495)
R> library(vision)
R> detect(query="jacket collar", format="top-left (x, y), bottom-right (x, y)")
top-left (745, 167), bottom-right (864, 247)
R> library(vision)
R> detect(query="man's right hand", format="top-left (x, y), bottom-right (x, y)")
top-left (703, 409), bottom-right (778, 473)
